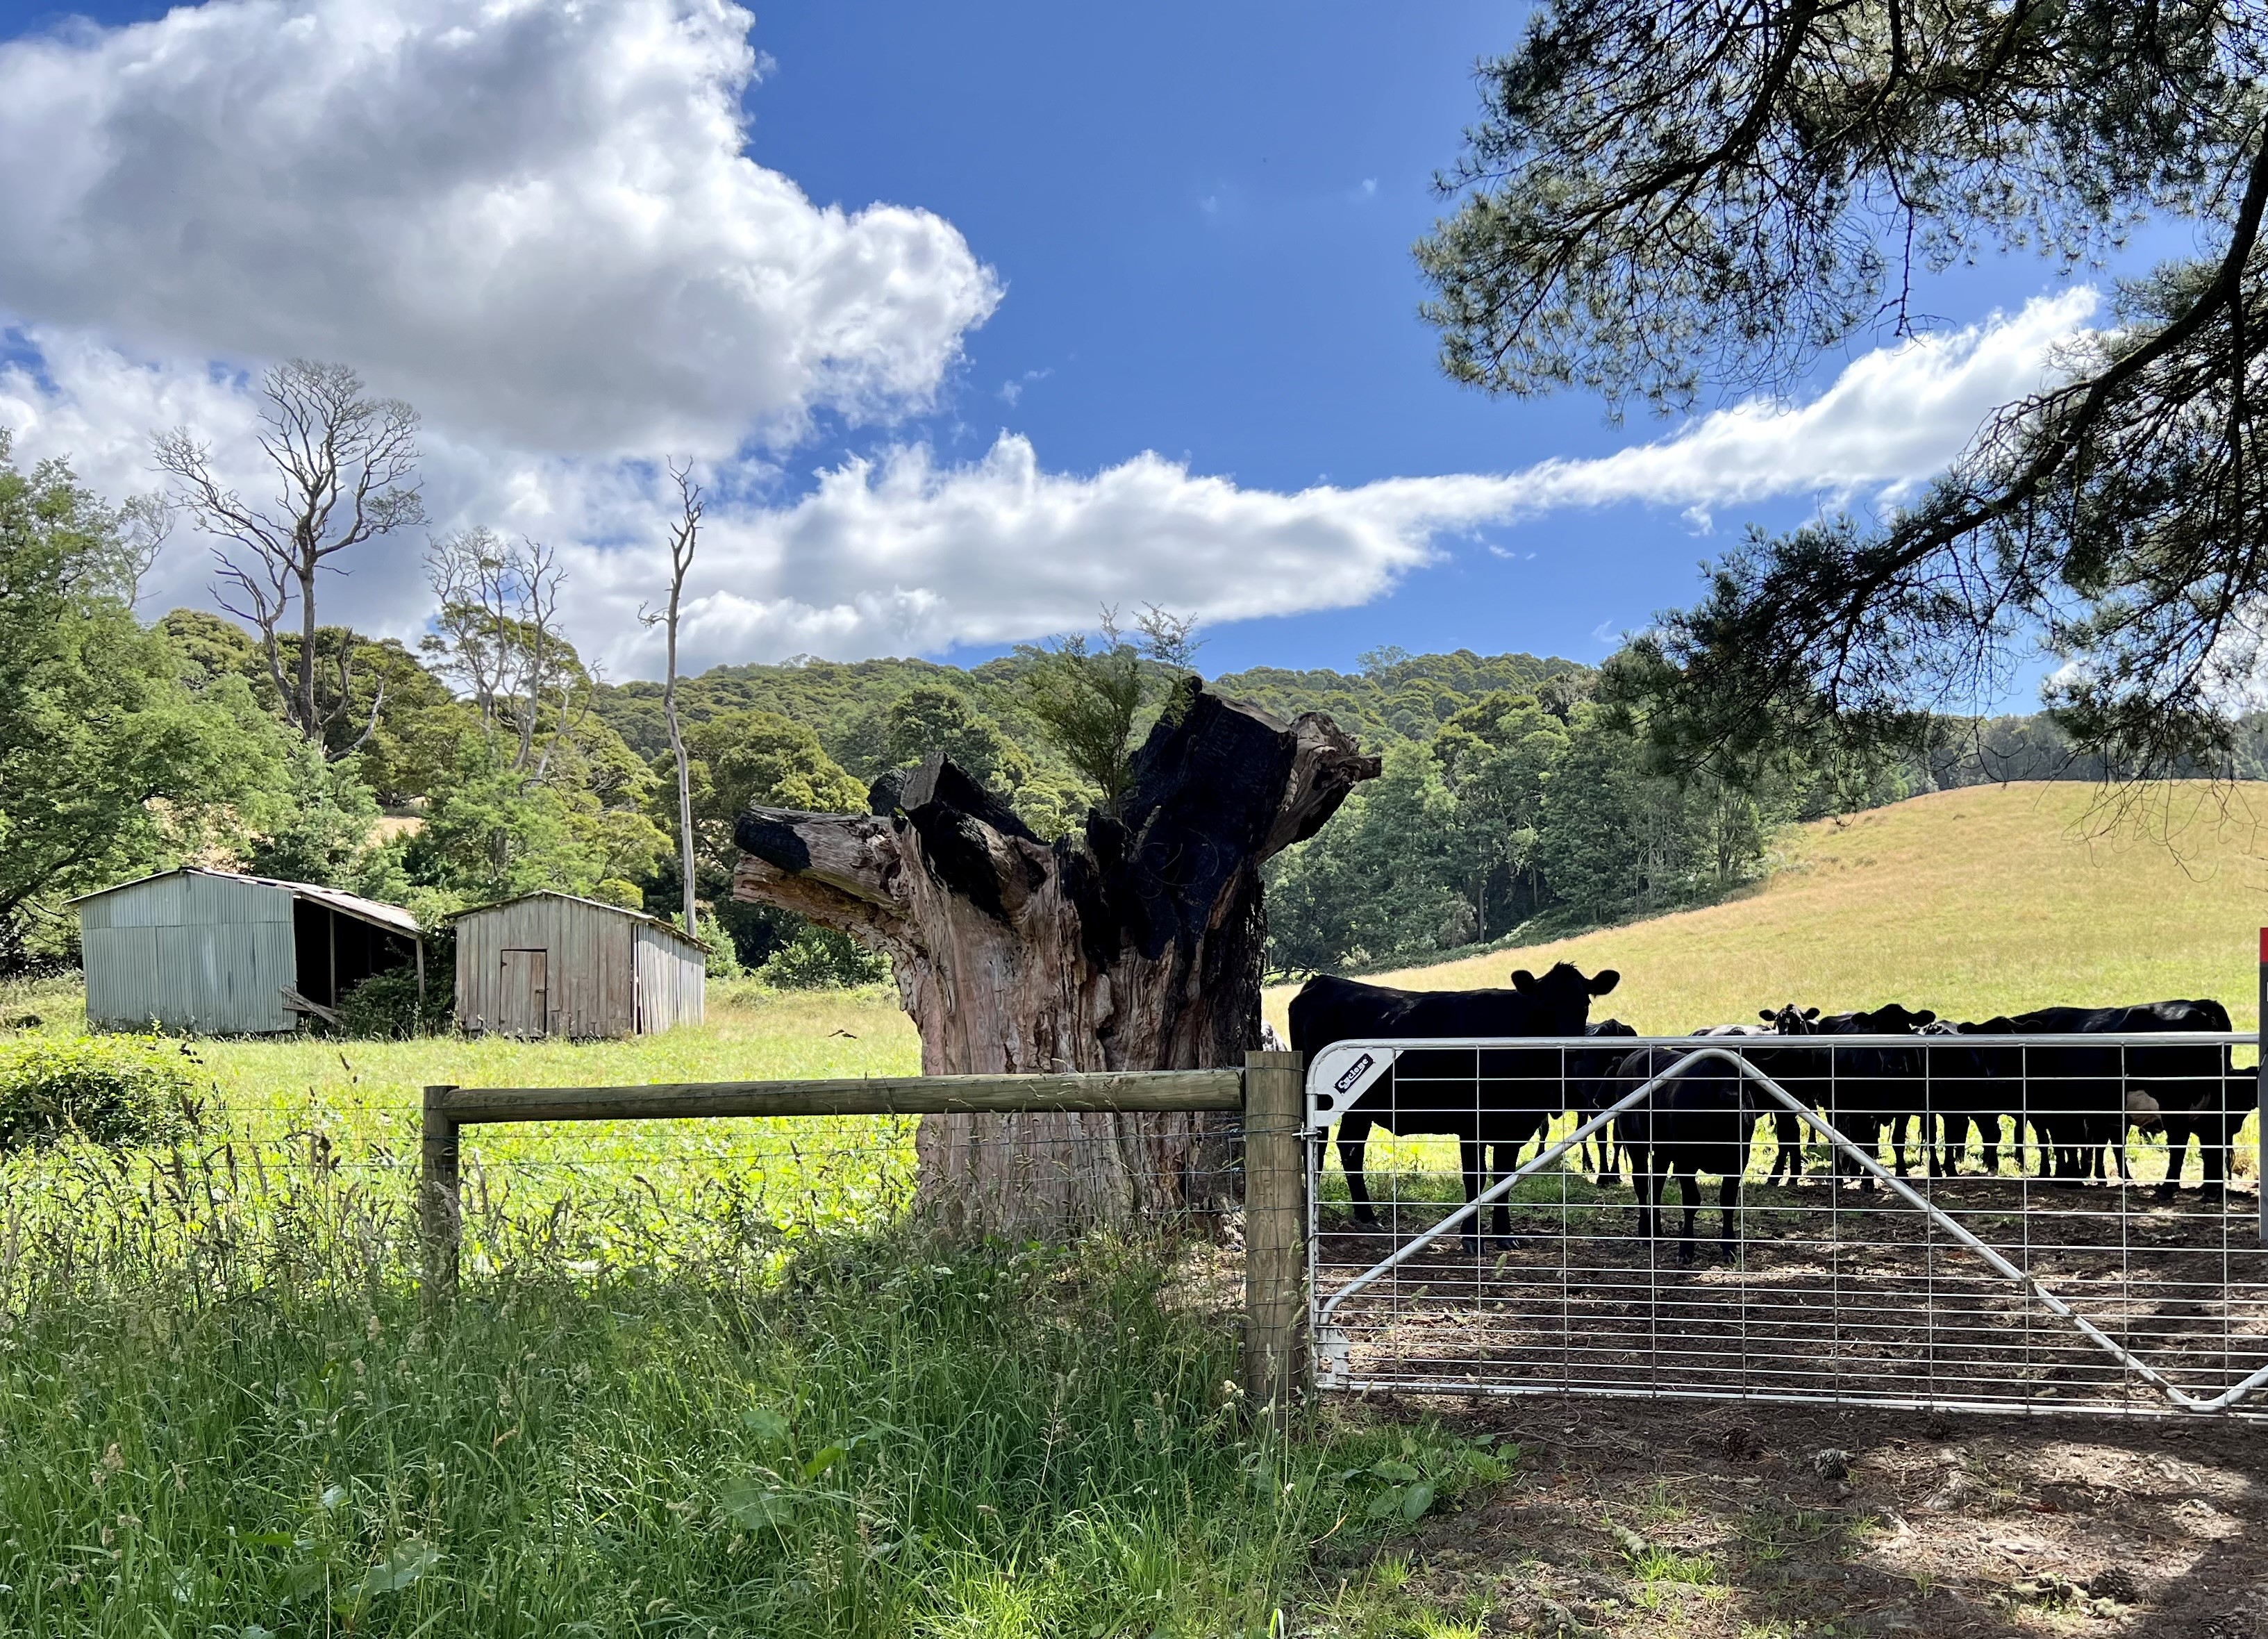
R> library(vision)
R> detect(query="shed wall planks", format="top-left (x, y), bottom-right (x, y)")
top-left (632, 924), bottom-right (705, 1032)
top-left (454, 894), bottom-right (702, 1039)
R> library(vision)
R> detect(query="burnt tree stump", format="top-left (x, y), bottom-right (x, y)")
top-left (731, 680), bottom-right (1377, 1238)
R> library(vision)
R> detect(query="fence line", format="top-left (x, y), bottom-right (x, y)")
top-left (419, 1054), bottom-right (1310, 1425)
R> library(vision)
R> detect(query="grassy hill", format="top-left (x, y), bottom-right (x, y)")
top-left (1267, 781), bottom-right (2268, 1034)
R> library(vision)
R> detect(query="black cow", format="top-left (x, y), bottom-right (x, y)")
top-left (1737, 1004), bottom-right (1935, 1190)
top-left (1570, 1019), bottom-right (1640, 1184)
top-left (1287, 963), bottom-right (1621, 1250)
top-left (1609, 1040), bottom-right (1755, 1265)
top-left (1917, 1021), bottom-right (2015, 1176)
top-left (1956, 1001), bottom-right (2224, 1188)
top-left (1749, 1004), bottom-right (1819, 1185)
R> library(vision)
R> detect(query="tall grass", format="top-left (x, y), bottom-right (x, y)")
top-left (0, 982), bottom-right (1490, 1635)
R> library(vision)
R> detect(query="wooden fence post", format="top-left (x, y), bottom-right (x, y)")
top-left (1243, 1049), bottom-right (1307, 1429)
top-left (422, 1085), bottom-right (461, 1300)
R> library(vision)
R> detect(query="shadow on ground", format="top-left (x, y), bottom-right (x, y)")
top-left (1308, 1392), bottom-right (2267, 1637)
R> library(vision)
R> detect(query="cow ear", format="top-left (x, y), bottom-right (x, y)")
top-left (1588, 969), bottom-right (1621, 996)
top-left (1915, 1008), bottom-right (1937, 1026)
top-left (1758, 1008), bottom-right (1774, 1021)
top-left (1803, 1007), bottom-right (1819, 1020)
top-left (1510, 970), bottom-right (1537, 993)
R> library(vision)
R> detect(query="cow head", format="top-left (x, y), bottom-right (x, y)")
top-left (1510, 962), bottom-right (1621, 1035)
top-left (1858, 1002), bottom-right (1936, 1033)
top-left (1759, 1003), bottom-right (1820, 1035)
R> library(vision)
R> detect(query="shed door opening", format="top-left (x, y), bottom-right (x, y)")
top-left (499, 949), bottom-right (549, 1037)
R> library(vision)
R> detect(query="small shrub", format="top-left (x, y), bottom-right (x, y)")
top-left (337, 963), bottom-right (453, 1038)
top-left (756, 926), bottom-right (888, 990)
top-left (692, 915), bottom-right (742, 979)
top-left (0, 1034), bottom-right (199, 1152)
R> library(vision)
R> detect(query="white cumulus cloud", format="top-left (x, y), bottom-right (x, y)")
top-left (0, 0), bottom-right (999, 456)
top-left (0, 256), bottom-right (2098, 676)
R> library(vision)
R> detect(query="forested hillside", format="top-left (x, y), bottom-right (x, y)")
top-left (22, 424), bottom-right (2268, 990)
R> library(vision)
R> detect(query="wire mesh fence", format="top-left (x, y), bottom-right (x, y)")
top-left (1306, 1035), bottom-right (2268, 1418)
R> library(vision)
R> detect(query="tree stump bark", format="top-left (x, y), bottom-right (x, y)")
top-left (731, 680), bottom-right (1378, 1238)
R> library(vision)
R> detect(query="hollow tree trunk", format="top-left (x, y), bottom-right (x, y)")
top-left (732, 679), bottom-right (1377, 1238)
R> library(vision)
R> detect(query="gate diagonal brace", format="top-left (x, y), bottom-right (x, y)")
top-left (1311, 1045), bottom-right (2268, 1415)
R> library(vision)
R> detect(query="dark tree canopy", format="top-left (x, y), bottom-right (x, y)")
top-left (1419, 1), bottom-right (2268, 774)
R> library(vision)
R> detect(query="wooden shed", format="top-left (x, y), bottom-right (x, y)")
top-left (72, 867), bottom-right (424, 1035)
top-left (449, 892), bottom-right (704, 1038)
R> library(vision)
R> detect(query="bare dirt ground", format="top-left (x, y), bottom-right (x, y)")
top-left (1314, 1390), bottom-right (2267, 1638)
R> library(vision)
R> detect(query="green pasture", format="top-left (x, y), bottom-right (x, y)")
top-left (0, 979), bottom-right (1503, 1638)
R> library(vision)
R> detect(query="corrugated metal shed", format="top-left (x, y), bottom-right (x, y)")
top-left (72, 868), bottom-right (424, 1034)
top-left (450, 892), bottom-right (704, 1038)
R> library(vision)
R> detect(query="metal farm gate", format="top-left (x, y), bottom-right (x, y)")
top-left (1304, 1033), bottom-right (2268, 1418)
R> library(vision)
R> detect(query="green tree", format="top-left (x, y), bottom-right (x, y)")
top-left (1419, 3), bottom-right (2268, 775)
top-left (241, 740), bottom-right (381, 888)
top-left (1015, 606), bottom-right (1200, 816)
top-left (403, 742), bottom-right (598, 906)
top-left (1265, 742), bottom-right (1467, 973)
top-left (0, 435), bottom-right (285, 967)
top-left (672, 710), bottom-right (869, 971)
top-left (1433, 690), bottom-right (1571, 938)
top-left (683, 710), bottom-right (868, 857)
top-left (877, 685), bottom-right (1022, 788)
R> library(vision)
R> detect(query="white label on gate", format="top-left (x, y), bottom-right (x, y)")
top-left (1307, 1044), bottom-right (1392, 1126)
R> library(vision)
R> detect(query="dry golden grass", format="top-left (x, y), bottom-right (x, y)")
top-left (1266, 781), bottom-right (2268, 1034)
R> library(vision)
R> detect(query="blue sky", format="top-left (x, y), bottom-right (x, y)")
top-left (0, 0), bottom-right (2167, 691)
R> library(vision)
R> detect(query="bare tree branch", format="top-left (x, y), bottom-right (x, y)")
top-left (153, 360), bottom-right (422, 751)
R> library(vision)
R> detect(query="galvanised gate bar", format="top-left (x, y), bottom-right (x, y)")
top-left (1303, 1031), bottom-right (2267, 1417)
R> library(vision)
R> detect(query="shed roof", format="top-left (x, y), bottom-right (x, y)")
top-left (69, 867), bottom-right (422, 938)
top-left (446, 890), bottom-right (706, 949)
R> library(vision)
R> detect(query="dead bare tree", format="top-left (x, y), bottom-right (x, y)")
top-left (154, 360), bottom-right (422, 753)
top-left (422, 529), bottom-right (587, 779)
top-left (639, 463), bottom-right (703, 937)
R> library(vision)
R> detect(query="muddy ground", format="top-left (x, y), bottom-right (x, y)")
top-left (1312, 1390), bottom-right (2265, 1638)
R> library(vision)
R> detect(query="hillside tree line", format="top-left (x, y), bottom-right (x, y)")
top-left (12, 359), bottom-right (2266, 995)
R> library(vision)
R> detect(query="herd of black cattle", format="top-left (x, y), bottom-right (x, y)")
top-left (1287, 962), bottom-right (2256, 1264)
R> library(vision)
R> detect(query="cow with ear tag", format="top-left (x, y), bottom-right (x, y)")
top-left (1289, 961), bottom-right (1622, 1254)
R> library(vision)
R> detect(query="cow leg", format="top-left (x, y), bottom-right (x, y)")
top-left (1767, 1108), bottom-right (1803, 1185)
top-left (1337, 1112), bottom-right (1379, 1227)
top-left (2158, 1113), bottom-right (2192, 1200)
top-left (1676, 1167), bottom-right (1702, 1265)
top-left (2199, 1108), bottom-right (2231, 1199)
top-left (1942, 1110), bottom-right (1972, 1176)
top-left (1632, 1152), bottom-right (1660, 1244)
top-left (1459, 1138), bottom-right (1485, 1256)
top-left (1719, 1167), bottom-right (1742, 1262)
top-left (1854, 1114), bottom-right (1882, 1193)
top-left (1488, 1138), bottom-right (1517, 1241)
